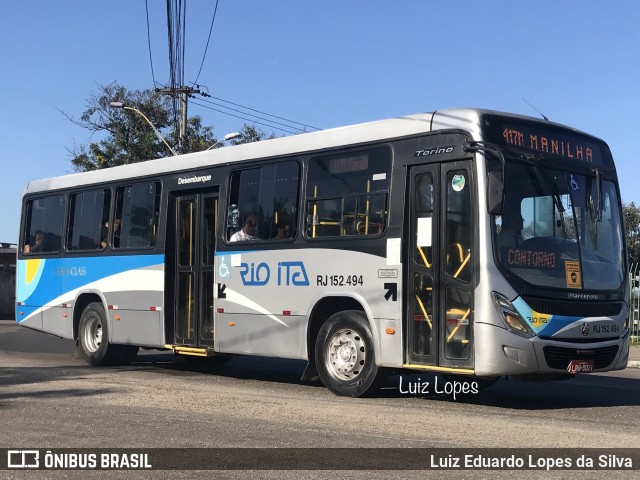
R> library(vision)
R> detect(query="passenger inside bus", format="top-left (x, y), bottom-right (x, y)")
top-left (273, 220), bottom-right (291, 240)
top-left (100, 218), bottom-right (122, 248)
top-left (112, 218), bottom-right (121, 248)
top-left (23, 230), bottom-right (43, 254)
top-left (100, 222), bottom-right (109, 248)
top-left (497, 212), bottom-right (524, 250)
top-left (230, 214), bottom-right (258, 242)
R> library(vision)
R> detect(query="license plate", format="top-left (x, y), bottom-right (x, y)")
top-left (567, 359), bottom-right (594, 373)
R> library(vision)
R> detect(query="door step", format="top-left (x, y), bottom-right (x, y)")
top-left (164, 345), bottom-right (213, 357)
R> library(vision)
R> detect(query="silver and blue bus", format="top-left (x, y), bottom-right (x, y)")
top-left (16, 108), bottom-right (630, 396)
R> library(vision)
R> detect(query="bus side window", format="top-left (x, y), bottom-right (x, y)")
top-left (227, 162), bottom-right (300, 243)
top-left (305, 147), bottom-right (391, 239)
top-left (67, 189), bottom-right (110, 251)
top-left (114, 182), bottom-right (161, 249)
top-left (23, 195), bottom-right (65, 255)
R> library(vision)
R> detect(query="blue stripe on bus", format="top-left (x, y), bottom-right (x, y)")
top-left (512, 296), bottom-right (586, 336)
top-left (16, 254), bottom-right (164, 307)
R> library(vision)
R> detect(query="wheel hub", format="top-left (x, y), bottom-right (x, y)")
top-left (326, 329), bottom-right (366, 380)
top-left (83, 316), bottom-right (102, 353)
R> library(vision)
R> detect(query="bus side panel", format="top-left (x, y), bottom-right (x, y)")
top-left (16, 258), bottom-right (63, 336)
top-left (102, 263), bottom-right (165, 347)
top-left (109, 309), bottom-right (163, 347)
top-left (216, 311), bottom-right (306, 358)
top-left (15, 258), bottom-right (45, 331)
top-left (52, 254), bottom-right (164, 345)
top-left (16, 254), bottom-right (165, 345)
top-left (214, 248), bottom-right (402, 364)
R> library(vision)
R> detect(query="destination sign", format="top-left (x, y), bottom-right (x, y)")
top-left (329, 155), bottom-right (369, 174)
top-left (481, 114), bottom-right (613, 168)
top-left (502, 127), bottom-right (593, 162)
top-left (504, 248), bottom-right (556, 269)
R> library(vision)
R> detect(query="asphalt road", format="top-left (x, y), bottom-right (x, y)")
top-left (1, 320), bottom-right (639, 479)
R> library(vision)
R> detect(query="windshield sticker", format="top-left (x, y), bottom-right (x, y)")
top-left (565, 261), bottom-right (582, 289)
top-left (451, 175), bottom-right (466, 192)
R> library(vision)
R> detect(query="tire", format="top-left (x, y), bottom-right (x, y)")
top-left (78, 302), bottom-right (121, 366)
top-left (315, 310), bottom-right (388, 397)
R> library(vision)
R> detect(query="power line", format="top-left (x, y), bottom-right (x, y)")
top-left (190, 100), bottom-right (300, 135)
top-left (193, 0), bottom-right (219, 85)
top-left (156, 1), bottom-right (322, 151)
top-left (197, 97), bottom-right (311, 133)
top-left (207, 95), bottom-right (321, 131)
top-left (145, 0), bottom-right (157, 86)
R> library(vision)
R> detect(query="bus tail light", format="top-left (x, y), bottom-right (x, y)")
top-left (491, 292), bottom-right (535, 338)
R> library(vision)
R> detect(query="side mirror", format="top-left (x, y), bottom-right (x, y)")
top-left (487, 171), bottom-right (504, 215)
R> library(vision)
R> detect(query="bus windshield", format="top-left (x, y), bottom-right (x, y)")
top-left (494, 161), bottom-right (624, 291)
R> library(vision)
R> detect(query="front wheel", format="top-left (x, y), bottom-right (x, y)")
top-left (315, 310), bottom-right (388, 397)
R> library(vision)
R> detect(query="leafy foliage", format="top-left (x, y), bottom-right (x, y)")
top-left (231, 124), bottom-right (276, 145)
top-left (623, 202), bottom-right (640, 266)
top-left (63, 82), bottom-right (275, 172)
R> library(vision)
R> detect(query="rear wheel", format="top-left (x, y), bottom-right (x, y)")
top-left (78, 302), bottom-right (123, 366)
top-left (315, 310), bottom-right (388, 397)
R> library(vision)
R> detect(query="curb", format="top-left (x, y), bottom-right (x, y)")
top-left (627, 361), bottom-right (640, 369)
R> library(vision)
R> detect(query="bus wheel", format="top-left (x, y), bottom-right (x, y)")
top-left (78, 302), bottom-right (119, 366)
top-left (315, 310), bottom-right (387, 397)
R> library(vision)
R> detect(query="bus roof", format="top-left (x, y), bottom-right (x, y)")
top-left (23, 108), bottom-right (597, 195)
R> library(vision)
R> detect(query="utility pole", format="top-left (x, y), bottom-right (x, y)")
top-left (156, 85), bottom-right (201, 155)
top-left (180, 90), bottom-right (188, 154)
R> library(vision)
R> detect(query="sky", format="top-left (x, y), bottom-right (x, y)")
top-left (1, 0), bottom-right (639, 244)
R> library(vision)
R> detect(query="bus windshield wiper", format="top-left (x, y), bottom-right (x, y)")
top-left (551, 177), bottom-right (567, 238)
top-left (591, 167), bottom-right (603, 222)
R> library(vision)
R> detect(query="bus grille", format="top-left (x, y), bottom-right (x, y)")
top-left (543, 345), bottom-right (619, 370)
top-left (522, 297), bottom-right (622, 317)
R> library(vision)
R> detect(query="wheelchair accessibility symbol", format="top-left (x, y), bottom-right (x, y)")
top-left (570, 174), bottom-right (580, 192)
top-left (218, 255), bottom-right (231, 279)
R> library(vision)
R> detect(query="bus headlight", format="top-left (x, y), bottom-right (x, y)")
top-left (491, 292), bottom-right (535, 338)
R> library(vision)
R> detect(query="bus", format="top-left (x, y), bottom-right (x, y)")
top-left (16, 108), bottom-right (630, 397)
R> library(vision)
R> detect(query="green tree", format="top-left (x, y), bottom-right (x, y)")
top-left (230, 124), bottom-right (277, 145)
top-left (63, 82), bottom-right (218, 171)
top-left (623, 201), bottom-right (640, 266)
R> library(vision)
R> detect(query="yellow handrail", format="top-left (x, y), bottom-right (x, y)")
top-left (446, 308), bottom-right (470, 342)
top-left (415, 295), bottom-right (433, 329)
top-left (312, 185), bottom-right (317, 238)
top-left (453, 252), bottom-right (471, 279)
top-left (417, 246), bottom-right (431, 268)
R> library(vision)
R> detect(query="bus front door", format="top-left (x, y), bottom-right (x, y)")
top-left (406, 162), bottom-right (475, 371)
top-left (172, 192), bottom-right (218, 348)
